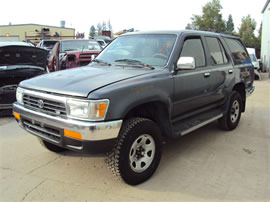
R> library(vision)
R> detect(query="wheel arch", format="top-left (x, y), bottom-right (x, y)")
top-left (123, 101), bottom-right (172, 137)
top-left (232, 82), bottom-right (246, 112)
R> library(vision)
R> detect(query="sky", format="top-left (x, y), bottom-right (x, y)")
top-left (0, 0), bottom-right (266, 37)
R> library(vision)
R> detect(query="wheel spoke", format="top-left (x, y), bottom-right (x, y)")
top-left (129, 134), bottom-right (156, 173)
top-left (230, 100), bottom-right (240, 123)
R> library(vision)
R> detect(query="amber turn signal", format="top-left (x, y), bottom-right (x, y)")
top-left (64, 129), bottom-right (82, 140)
top-left (13, 111), bottom-right (21, 120)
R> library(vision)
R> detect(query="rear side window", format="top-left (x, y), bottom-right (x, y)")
top-left (206, 37), bottom-right (228, 65)
top-left (180, 38), bottom-right (205, 67)
top-left (224, 38), bottom-right (249, 65)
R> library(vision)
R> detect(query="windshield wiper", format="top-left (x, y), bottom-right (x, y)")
top-left (92, 59), bottom-right (111, 66)
top-left (114, 59), bottom-right (155, 69)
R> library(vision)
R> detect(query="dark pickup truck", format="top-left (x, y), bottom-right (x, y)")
top-left (13, 30), bottom-right (254, 185)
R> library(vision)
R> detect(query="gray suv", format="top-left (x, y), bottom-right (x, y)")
top-left (13, 30), bottom-right (254, 185)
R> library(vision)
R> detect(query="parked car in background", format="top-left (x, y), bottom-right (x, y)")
top-left (0, 42), bottom-right (48, 114)
top-left (93, 36), bottom-right (112, 49)
top-left (247, 48), bottom-right (259, 69)
top-left (47, 40), bottom-right (102, 72)
top-left (96, 39), bottom-right (112, 49)
top-left (36, 39), bottom-right (59, 51)
top-left (247, 48), bottom-right (261, 80)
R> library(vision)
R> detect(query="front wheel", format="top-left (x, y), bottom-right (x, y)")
top-left (218, 91), bottom-right (243, 130)
top-left (106, 118), bottom-right (163, 185)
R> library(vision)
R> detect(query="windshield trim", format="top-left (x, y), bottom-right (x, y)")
top-left (113, 34), bottom-right (178, 69)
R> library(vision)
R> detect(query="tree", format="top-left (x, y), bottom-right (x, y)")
top-left (186, 0), bottom-right (226, 32)
top-left (238, 15), bottom-right (257, 48)
top-left (107, 20), bottom-right (112, 31)
top-left (102, 21), bottom-right (107, 31)
top-left (185, 23), bottom-right (194, 30)
top-left (89, 25), bottom-right (96, 38)
top-left (226, 14), bottom-right (234, 33)
top-left (97, 23), bottom-right (102, 35)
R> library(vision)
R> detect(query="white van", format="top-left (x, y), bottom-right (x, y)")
top-left (247, 48), bottom-right (261, 80)
top-left (247, 48), bottom-right (260, 69)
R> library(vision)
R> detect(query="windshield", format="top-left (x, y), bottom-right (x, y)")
top-left (96, 34), bottom-right (177, 67)
top-left (43, 41), bottom-right (58, 48)
top-left (61, 40), bottom-right (102, 52)
top-left (249, 54), bottom-right (257, 62)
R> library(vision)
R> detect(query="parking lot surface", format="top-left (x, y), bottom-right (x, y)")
top-left (0, 80), bottom-right (269, 202)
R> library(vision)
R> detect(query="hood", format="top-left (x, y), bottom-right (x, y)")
top-left (20, 65), bottom-right (157, 97)
top-left (0, 46), bottom-right (48, 69)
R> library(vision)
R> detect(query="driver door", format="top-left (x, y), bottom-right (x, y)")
top-left (172, 36), bottom-right (213, 119)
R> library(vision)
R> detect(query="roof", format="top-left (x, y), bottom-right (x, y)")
top-left (122, 30), bottom-right (240, 38)
top-left (262, 0), bottom-right (270, 13)
top-left (0, 23), bottom-right (75, 30)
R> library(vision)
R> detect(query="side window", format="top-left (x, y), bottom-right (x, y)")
top-left (180, 38), bottom-right (205, 67)
top-left (224, 38), bottom-right (249, 65)
top-left (206, 37), bottom-right (228, 65)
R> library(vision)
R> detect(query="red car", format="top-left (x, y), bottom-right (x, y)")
top-left (48, 40), bottom-right (102, 72)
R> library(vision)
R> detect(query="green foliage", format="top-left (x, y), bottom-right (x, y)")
top-left (185, 23), bottom-right (194, 30)
top-left (239, 15), bottom-right (257, 48)
top-left (186, 0), bottom-right (226, 32)
top-left (108, 20), bottom-right (112, 31)
top-left (89, 25), bottom-right (96, 38)
top-left (97, 23), bottom-right (102, 35)
top-left (226, 14), bottom-right (234, 33)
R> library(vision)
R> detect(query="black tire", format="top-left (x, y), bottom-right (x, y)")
top-left (218, 91), bottom-right (243, 130)
top-left (38, 138), bottom-right (67, 153)
top-left (106, 117), bottom-right (163, 185)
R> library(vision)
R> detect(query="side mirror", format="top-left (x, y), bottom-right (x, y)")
top-left (176, 57), bottom-right (195, 70)
top-left (91, 54), bottom-right (96, 61)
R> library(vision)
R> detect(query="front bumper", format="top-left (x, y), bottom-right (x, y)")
top-left (13, 102), bottom-right (122, 153)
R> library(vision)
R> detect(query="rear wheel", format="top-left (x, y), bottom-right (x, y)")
top-left (219, 91), bottom-right (243, 130)
top-left (38, 138), bottom-right (67, 153)
top-left (106, 117), bottom-right (163, 185)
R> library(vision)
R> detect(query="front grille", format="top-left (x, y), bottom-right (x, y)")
top-left (23, 94), bottom-right (67, 117)
top-left (79, 53), bottom-right (91, 59)
top-left (23, 118), bottom-right (61, 143)
top-left (79, 61), bottom-right (91, 66)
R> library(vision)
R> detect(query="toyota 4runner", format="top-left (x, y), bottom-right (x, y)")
top-left (13, 30), bottom-right (255, 185)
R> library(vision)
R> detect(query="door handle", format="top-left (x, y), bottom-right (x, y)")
top-left (228, 69), bottom-right (233, 74)
top-left (204, 72), bottom-right (210, 77)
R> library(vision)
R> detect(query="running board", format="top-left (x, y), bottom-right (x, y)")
top-left (180, 114), bottom-right (222, 136)
top-left (172, 109), bottom-right (223, 137)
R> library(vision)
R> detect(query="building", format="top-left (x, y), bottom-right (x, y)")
top-left (0, 23), bottom-right (75, 44)
top-left (261, 0), bottom-right (270, 72)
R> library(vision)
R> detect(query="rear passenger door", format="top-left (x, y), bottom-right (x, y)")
top-left (204, 36), bottom-right (233, 103)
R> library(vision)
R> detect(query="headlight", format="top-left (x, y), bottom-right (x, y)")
top-left (66, 99), bottom-right (109, 121)
top-left (16, 87), bottom-right (24, 104)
